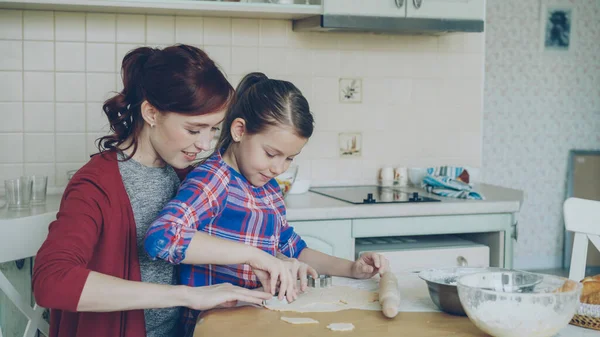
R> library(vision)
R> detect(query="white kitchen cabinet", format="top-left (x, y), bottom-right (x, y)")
top-left (324, 0), bottom-right (405, 17)
top-left (355, 235), bottom-right (489, 273)
top-left (406, 0), bottom-right (485, 20)
top-left (289, 220), bottom-right (354, 260)
top-left (324, 0), bottom-right (484, 21)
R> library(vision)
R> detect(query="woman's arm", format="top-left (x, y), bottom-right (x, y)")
top-left (79, 272), bottom-right (271, 312)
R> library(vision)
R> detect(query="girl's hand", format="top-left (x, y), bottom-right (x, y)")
top-left (350, 252), bottom-right (390, 279)
top-left (277, 254), bottom-right (319, 292)
top-left (182, 283), bottom-right (272, 311)
top-left (247, 250), bottom-right (297, 303)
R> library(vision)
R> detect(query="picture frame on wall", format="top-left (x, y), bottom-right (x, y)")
top-left (541, 3), bottom-right (574, 52)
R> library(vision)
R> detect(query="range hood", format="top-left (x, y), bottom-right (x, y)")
top-left (292, 15), bottom-right (484, 34)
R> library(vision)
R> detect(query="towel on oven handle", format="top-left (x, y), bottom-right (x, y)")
top-left (422, 166), bottom-right (485, 200)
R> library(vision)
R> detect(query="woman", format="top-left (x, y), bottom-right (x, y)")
top-left (32, 45), bottom-right (296, 337)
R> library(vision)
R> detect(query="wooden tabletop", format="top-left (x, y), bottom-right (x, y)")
top-left (195, 306), bottom-right (487, 337)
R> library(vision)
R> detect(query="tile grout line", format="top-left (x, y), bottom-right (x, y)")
top-left (20, 10), bottom-right (25, 176)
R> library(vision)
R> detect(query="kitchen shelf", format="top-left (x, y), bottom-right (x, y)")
top-left (0, 0), bottom-right (322, 19)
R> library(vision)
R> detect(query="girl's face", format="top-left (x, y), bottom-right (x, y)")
top-left (150, 109), bottom-right (225, 169)
top-left (231, 124), bottom-right (308, 188)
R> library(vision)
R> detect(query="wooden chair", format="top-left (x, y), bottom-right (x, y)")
top-left (564, 197), bottom-right (600, 281)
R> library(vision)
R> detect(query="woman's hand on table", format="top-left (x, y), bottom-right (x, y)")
top-left (181, 283), bottom-right (272, 311)
top-left (277, 253), bottom-right (319, 292)
top-left (350, 252), bottom-right (390, 279)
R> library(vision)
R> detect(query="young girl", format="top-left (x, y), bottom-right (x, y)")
top-left (145, 72), bottom-right (389, 336)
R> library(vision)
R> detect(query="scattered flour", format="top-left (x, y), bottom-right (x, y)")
top-left (327, 323), bottom-right (355, 331)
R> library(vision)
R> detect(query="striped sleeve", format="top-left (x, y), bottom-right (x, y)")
top-left (144, 165), bottom-right (229, 264)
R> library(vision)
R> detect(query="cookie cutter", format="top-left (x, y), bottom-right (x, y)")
top-left (307, 274), bottom-right (332, 288)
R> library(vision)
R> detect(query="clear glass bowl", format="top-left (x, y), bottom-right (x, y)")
top-left (457, 271), bottom-right (582, 337)
top-left (275, 164), bottom-right (298, 198)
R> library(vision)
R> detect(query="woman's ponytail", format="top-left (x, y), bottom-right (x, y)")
top-left (98, 47), bottom-right (155, 154)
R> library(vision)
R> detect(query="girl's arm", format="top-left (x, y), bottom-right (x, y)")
top-left (298, 248), bottom-right (390, 279)
top-left (145, 169), bottom-right (296, 300)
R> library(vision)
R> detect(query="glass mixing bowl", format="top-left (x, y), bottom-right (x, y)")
top-left (457, 271), bottom-right (582, 337)
top-left (275, 164), bottom-right (298, 198)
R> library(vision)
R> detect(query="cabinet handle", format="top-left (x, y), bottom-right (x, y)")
top-left (456, 256), bottom-right (468, 267)
top-left (413, 0), bottom-right (422, 9)
top-left (511, 221), bottom-right (518, 242)
top-left (394, 0), bottom-right (404, 8)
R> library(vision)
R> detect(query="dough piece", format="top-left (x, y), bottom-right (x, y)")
top-left (265, 285), bottom-right (379, 313)
top-left (280, 317), bottom-right (319, 324)
top-left (327, 323), bottom-right (355, 331)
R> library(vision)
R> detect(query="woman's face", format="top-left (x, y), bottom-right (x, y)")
top-left (150, 109), bottom-right (226, 169)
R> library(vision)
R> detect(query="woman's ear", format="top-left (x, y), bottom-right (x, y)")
top-left (140, 101), bottom-right (158, 128)
top-left (230, 118), bottom-right (246, 142)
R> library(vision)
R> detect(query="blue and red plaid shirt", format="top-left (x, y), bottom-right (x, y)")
top-left (144, 149), bottom-right (306, 336)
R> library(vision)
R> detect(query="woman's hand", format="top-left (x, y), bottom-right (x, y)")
top-left (277, 253), bottom-right (318, 292)
top-left (181, 283), bottom-right (272, 311)
top-left (247, 250), bottom-right (297, 303)
top-left (350, 252), bottom-right (390, 279)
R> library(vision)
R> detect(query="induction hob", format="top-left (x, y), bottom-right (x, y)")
top-left (309, 185), bottom-right (440, 204)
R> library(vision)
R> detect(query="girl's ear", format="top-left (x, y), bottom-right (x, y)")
top-left (140, 100), bottom-right (159, 128)
top-left (230, 118), bottom-right (246, 142)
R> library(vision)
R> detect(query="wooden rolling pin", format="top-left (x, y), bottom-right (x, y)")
top-left (379, 272), bottom-right (400, 318)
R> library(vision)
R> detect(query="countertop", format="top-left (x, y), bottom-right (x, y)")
top-left (0, 183), bottom-right (524, 223)
top-left (284, 183), bottom-right (524, 221)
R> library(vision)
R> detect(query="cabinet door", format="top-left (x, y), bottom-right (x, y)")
top-left (406, 0), bottom-right (484, 20)
top-left (289, 220), bottom-right (354, 260)
top-left (324, 0), bottom-right (406, 18)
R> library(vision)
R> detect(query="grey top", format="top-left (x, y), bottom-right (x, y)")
top-left (118, 154), bottom-right (182, 337)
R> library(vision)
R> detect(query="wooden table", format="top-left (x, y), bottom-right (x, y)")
top-left (194, 274), bottom-right (599, 337)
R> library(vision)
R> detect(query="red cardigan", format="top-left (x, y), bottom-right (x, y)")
top-left (33, 151), bottom-right (146, 337)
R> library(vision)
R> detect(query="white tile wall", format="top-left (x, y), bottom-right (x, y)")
top-left (0, 9), bottom-right (484, 188)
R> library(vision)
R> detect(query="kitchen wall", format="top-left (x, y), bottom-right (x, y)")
top-left (0, 8), bottom-right (484, 189)
top-left (482, 0), bottom-right (600, 269)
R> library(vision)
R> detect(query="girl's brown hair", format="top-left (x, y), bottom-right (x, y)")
top-left (216, 72), bottom-right (314, 151)
top-left (98, 44), bottom-right (233, 157)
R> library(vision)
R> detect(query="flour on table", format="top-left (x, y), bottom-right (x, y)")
top-left (264, 285), bottom-right (379, 313)
top-left (280, 317), bottom-right (319, 324)
top-left (327, 323), bottom-right (355, 331)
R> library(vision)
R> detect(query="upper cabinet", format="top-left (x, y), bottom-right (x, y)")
top-left (0, 0), bottom-right (323, 19)
top-left (324, 0), bottom-right (484, 20)
top-left (323, 0), bottom-right (406, 18)
top-left (406, 0), bottom-right (484, 20)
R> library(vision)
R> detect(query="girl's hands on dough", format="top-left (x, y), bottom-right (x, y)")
top-left (350, 252), bottom-right (390, 279)
top-left (247, 250), bottom-right (297, 302)
top-left (277, 253), bottom-right (319, 292)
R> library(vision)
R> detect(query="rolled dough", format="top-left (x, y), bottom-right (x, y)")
top-left (280, 317), bottom-right (319, 324)
top-left (265, 285), bottom-right (380, 313)
top-left (327, 323), bottom-right (355, 331)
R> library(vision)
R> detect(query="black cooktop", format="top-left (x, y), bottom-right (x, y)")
top-left (309, 186), bottom-right (440, 204)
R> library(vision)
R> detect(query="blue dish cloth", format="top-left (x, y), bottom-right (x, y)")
top-left (422, 166), bottom-right (485, 200)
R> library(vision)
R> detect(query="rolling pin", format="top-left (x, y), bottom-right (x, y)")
top-left (379, 272), bottom-right (400, 318)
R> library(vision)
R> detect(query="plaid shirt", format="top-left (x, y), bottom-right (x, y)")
top-left (144, 149), bottom-right (306, 336)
